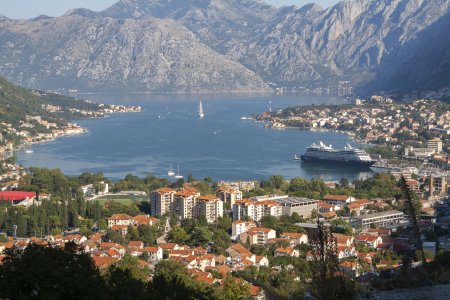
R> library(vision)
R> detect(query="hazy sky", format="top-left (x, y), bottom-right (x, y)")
top-left (1, 0), bottom-right (341, 19)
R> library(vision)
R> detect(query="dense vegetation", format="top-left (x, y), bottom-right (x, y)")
top-left (0, 244), bottom-right (253, 300)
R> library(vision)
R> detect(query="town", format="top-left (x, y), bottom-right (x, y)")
top-left (0, 165), bottom-right (449, 299)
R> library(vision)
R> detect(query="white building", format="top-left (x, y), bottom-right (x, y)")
top-left (150, 188), bottom-right (176, 216)
top-left (231, 220), bottom-right (256, 239)
top-left (196, 195), bottom-right (224, 223)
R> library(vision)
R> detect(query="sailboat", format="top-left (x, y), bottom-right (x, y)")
top-left (174, 165), bottom-right (184, 179)
top-left (167, 163), bottom-right (175, 177)
top-left (198, 100), bottom-right (205, 118)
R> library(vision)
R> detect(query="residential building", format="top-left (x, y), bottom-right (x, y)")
top-left (142, 246), bottom-right (163, 262)
top-left (273, 197), bottom-right (318, 218)
top-left (196, 195), bottom-right (223, 223)
top-left (427, 138), bottom-right (443, 153)
top-left (231, 220), bottom-right (256, 239)
top-left (150, 188), bottom-right (176, 216)
top-left (355, 234), bottom-right (383, 248)
top-left (240, 227), bottom-right (276, 245)
top-left (232, 199), bottom-right (282, 222)
top-left (280, 232), bottom-right (308, 246)
top-left (216, 188), bottom-right (242, 207)
top-left (351, 210), bottom-right (404, 229)
top-left (173, 190), bottom-right (201, 220)
top-left (323, 195), bottom-right (355, 207)
top-left (274, 247), bottom-right (299, 258)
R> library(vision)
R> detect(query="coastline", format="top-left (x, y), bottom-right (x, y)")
top-left (14, 110), bottom-right (143, 153)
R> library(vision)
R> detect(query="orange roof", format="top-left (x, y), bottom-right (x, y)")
top-left (354, 199), bottom-right (371, 205)
top-left (323, 195), bottom-right (351, 201)
top-left (159, 243), bottom-right (178, 250)
top-left (250, 285), bottom-right (262, 297)
top-left (198, 195), bottom-right (220, 202)
top-left (142, 246), bottom-right (160, 253)
top-left (319, 200), bottom-right (334, 209)
top-left (109, 214), bottom-right (132, 221)
top-left (275, 247), bottom-right (294, 253)
top-left (215, 264), bottom-right (231, 277)
top-left (246, 227), bottom-right (274, 234)
top-left (128, 241), bottom-right (144, 248)
top-left (154, 188), bottom-right (175, 194)
top-left (356, 234), bottom-right (379, 243)
top-left (133, 215), bottom-right (160, 224)
top-left (281, 232), bottom-right (305, 239)
top-left (92, 256), bottom-right (117, 268)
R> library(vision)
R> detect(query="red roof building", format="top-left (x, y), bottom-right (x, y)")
top-left (0, 191), bottom-right (36, 204)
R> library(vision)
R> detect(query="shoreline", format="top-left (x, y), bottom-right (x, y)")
top-left (14, 110), bottom-right (143, 153)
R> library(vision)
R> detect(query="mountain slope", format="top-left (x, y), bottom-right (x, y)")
top-left (372, 10), bottom-right (450, 93)
top-left (0, 15), bottom-right (269, 92)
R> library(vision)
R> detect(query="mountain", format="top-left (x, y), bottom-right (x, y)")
top-left (0, 0), bottom-right (449, 93)
top-left (371, 10), bottom-right (450, 94)
top-left (0, 15), bottom-right (268, 92)
top-left (102, 0), bottom-right (277, 49)
top-left (232, 0), bottom-right (450, 89)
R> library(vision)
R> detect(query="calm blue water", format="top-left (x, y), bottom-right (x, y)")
top-left (17, 93), bottom-right (374, 181)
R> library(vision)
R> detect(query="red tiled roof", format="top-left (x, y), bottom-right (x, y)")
top-left (323, 194), bottom-right (351, 202)
top-left (0, 191), bottom-right (35, 201)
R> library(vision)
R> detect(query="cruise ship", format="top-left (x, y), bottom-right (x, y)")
top-left (299, 142), bottom-right (376, 167)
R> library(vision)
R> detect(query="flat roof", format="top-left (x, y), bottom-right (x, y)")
top-left (354, 210), bottom-right (404, 221)
top-left (274, 197), bottom-right (318, 206)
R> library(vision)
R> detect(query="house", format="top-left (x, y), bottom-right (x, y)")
top-left (280, 232), bottom-right (308, 246)
top-left (355, 234), bottom-right (383, 248)
top-left (334, 234), bottom-right (354, 247)
top-left (240, 227), bottom-right (276, 245)
top-left (108, 214), bottom-right (133, 228)
top-left (323, 195), bottom-right (355, 207)
top-left (142, 246), bottom-right (163, 262)
top-left (92, 256), bottom-right (118, 269)
top-left (339, 261), bottom-right (361, 277)
top-left (226, 244), bottom-right (253, 262)
top-left (366, 227), bottom-right (392, 237)
top-left (318, 200), bottom-right (340, 213)
top-left (274, 247), bottom-right (299, 258)
top-left (255, 255), bottom-right (269, 267)
top-left (231, 220), bottom-right (256, 239)
top-left (336, 246), bottom-right (357, 259)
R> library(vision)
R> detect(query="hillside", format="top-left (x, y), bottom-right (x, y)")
top-left (0, 76), bottom-right (105, 145)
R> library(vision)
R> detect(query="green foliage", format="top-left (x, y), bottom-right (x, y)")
top-left (168, 226), bottom-right (190, 244)
top-left (0, 243), bottom-right (108, 299)
top-left (113, 174), bottom-right (168, 194)
top-left (105, 254), bottom-right (149, 300)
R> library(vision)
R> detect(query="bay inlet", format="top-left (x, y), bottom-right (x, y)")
top-left (17, 93), bottom-right (374, 181)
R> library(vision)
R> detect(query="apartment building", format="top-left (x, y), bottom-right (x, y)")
top-left (427, 138), bottom-right (443, 153)
top-left (216, 188), bottom-right (242, 207)
top-left (351, 210), bottom-right (404, 229)
top-left (231, 220), bottom-right (256, 239)
top-left (150, 188), bottom-right (176, 216)
top-left (274, 197), bottom-right (318, 218)
top-left (240, 227), bottom-right (276, 245)
top-left (197, 195), bottom-right (224, 223)
top-left (232, 199), bottom-right (282, 222)
top-left (174, 190), bottom-right (201, 220)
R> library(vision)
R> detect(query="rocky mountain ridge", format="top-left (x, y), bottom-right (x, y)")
top-left (0, 0), bottom-right (449, 94)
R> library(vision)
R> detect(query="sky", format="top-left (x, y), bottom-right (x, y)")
top-left (1, 0), bottom-right (341, 19)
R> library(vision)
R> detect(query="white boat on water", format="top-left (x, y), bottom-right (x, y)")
top-left (24, 145), bottom-right (33, 154)
top-left (167, 163), bottom-right (175, 177)
top-left (198, 100), bottom-right (205, 118)
top-left (174, 165), bottom-right (184, 179)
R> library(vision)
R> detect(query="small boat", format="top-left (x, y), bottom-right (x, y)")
top-left (198, 100), bottom-right (205, 118)
top-left (167, 163), bottom-right (175, 177)
top-left (24, 145), bottom-right (33, 154)
top-left (174, 165), bottom-right (184, 179)
top-left (293, 155), bottom-right (301, 160)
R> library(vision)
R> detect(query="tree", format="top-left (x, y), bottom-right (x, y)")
top-left (105, 255), bottom-right (149, 300)
top-left (189, 226), bottom-right (213, 247)
top-left (212, 275), bottom-right (252, 300)
top-left (0, 243), bottom-right (108, 299)
top-left (168, 227), bottom-right (189, 244)
top-left (149, 260), bottom-right (209, 300)
top-left (310, 220), bottom-right (355, 300)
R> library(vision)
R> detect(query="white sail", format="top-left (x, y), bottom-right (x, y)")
top-left (175, 164), bottom-right (184, 179)
top-left (167, 162), bottom-right (175, 177)
top-left (198, 100), bottom-right (205, 118)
